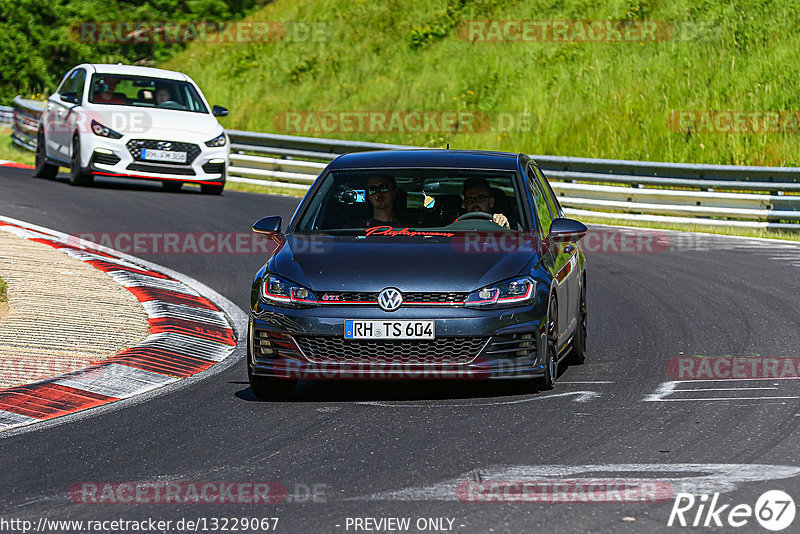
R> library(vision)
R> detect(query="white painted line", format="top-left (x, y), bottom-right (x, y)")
top-left (674, 387), bottom-right (778, 392)
top-left (558, 381), bottom-right (614, 384)
top-left (351, 464), bottom-right (800, 502)
top-left (136, 332), bottom-right (234, 362)
top-left (0, 410), bottom-right (39, 430)
top-left (53, 364), bottom-right (178, 398)
top-left (141, 301), bottom-right (229, 327)
top-left (357, 390), bottom-right (600, 408)
top-left (651, 396), bottom-right (800, 402)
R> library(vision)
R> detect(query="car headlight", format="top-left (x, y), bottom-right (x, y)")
top-left (464, 276), bottom-right (536, 309)
top-left (260, 274), bottom-right (318, 307)
top-left (204, 133), bottom-right (226, 147)
top-left (91, 120), bottom-right (123, 139)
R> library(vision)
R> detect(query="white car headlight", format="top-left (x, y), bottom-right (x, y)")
top-left (204, 133), bottom-right (226, 147)
top-left (91, 120), bottom-right (123, 139)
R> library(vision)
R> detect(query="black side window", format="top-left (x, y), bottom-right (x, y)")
top-left (59, 71), bottom-right (79, 95)
top-left (527, 166), bottom-right (553, 234)
top-left (534, 165), bottom-right (563, 217)
top-left (71, 69), bottom-right (86, 102)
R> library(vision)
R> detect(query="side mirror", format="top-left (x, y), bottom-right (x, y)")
top-left (546, 218), bottom-right (588, 246)
top-left (60, 92), bottom-right (79, 105)
top-left (252, 216), bottom-right (282, 235)
top-left (212, 105), bottom-right (229, 117)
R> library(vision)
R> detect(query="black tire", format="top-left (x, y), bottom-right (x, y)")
top-left (162, 180), bottom-right (183, 192)
top-left (535, 295), bottom-right (559, 391)
top-left (248, 365), bottom-right (297, 400)
top-left (68, 136), bottom-right (93, 187)
top-left (200, 182), bottom-right (224, 195)
top-left (565, 277), bottom-right (587, 365)
top-left (34, 131), bottom-right (58, 179)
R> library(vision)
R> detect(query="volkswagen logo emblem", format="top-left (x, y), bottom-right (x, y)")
top-left (377, 288), bottom-right (403, 312)
top-left (157, 141), bottom-right (172, 150)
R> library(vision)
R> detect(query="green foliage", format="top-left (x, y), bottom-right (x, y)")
top-left (0, 0), bottom-right (262, 103)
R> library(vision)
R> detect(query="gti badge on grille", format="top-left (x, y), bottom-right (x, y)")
top-left (378, 288), bottom-right (403, 312)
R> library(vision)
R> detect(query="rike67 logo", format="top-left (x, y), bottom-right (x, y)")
top-left (668, 490), bottom-right (795, 531)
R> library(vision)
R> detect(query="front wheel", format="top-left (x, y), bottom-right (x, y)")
top-left (535, 296), bottom-right (558, 391)
top-left (34, 131), bottom-right (58, 179)
top-left (248, 366), bottom-right (296, 400)
top-left (69, 136), bottom-right (93, 187)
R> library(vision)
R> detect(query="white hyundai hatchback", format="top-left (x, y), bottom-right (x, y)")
top-left (35, 63), bottom-right (230, 194)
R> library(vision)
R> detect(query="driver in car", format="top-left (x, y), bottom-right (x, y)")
top-left (462, 178), bottom-right (510, 228)
top-left (155, 86), bottom-right (172, 105)
top-left (364, 176), bottom-right (405, 227)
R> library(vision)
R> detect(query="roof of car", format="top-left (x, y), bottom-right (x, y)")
top-left (80, 64), bottom-right (189, 81)
top-left (327, 149), bottom-right (521, 171)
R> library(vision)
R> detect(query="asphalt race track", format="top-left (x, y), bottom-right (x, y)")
top-left (1, 167), bottom-right (800, 533)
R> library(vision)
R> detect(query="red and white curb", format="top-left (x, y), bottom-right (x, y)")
top-left (0, 216), bottom-right (244, 433)
top-left (0, 160), bottom-right (34, 169)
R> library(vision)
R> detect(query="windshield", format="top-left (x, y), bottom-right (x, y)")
top-left (88, 74), bottom-right (208, 113)
top-left (295, 168), bottom-right (529, 234)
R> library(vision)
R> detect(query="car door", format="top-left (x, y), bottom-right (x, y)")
top-left (47, 69), bottom-right (80, 160)
top-left (535, 164), bottom-right (580, 336)
top-left (526, 164), bottom-right (572, 350)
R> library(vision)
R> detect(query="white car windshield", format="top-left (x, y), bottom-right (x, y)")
top-left (88, 74), bottom-right (208, 113)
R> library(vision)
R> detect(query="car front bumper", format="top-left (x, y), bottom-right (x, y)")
top-left (248, 303), bottom-right (548, 380)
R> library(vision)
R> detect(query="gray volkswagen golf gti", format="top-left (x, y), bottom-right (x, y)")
top-left (247, 150), bottom-right (588, 398)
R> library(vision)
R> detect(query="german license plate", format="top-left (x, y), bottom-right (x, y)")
top-left (141, 149), bottom-right (186, 163)
top-left (344, 320), bottom-right (435, 340)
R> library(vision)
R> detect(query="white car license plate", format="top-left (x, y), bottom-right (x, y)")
top-left (344, 320), bottom-right (435, 340)
top-left (141, 149), bottom-right (187, 163)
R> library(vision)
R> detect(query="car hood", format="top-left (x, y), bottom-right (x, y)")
top-left (82, 105), bottom-right (222, 141)
top-left (272, 235), bottom-right (537, 293)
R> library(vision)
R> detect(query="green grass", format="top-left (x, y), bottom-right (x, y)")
top-left (0, 128), bottom-right (35, 167)
top-left (0, 276), bottom-right (7, 304)
top-left (224, 180), bottom-right (307, 197)
top-left (576, 214), bottom-right (800, 242)
top-left (163, 0), bottom-right (800, 167)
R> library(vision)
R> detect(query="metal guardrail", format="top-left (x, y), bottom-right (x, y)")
top-left (9, 97), bottom-right (800, 229)
top-left (0, 105), bottom-right (14, 127)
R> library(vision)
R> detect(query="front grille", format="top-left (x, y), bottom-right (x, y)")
top-left (317, 291), bottom-right (467, 305)
top-left (202, 161), bottom-right (225, 175)
top-left (482, 333), bottom-right (536, 359)
top-left (126, 139), bottom-right (201, 165)
top-left (253, 330), bottom-right (301, 365)
top-left (126, 163), bottom-right (197, 176)
top-left (294, 336), bottom-right (487, 365)
top-left (91, 152), bottom-right (121, 166)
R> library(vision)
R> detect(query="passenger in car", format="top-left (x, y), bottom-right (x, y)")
top-left (461, 178), bottom-right (510, 228)
top-left (93, 77), bottom-right (126, 104)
